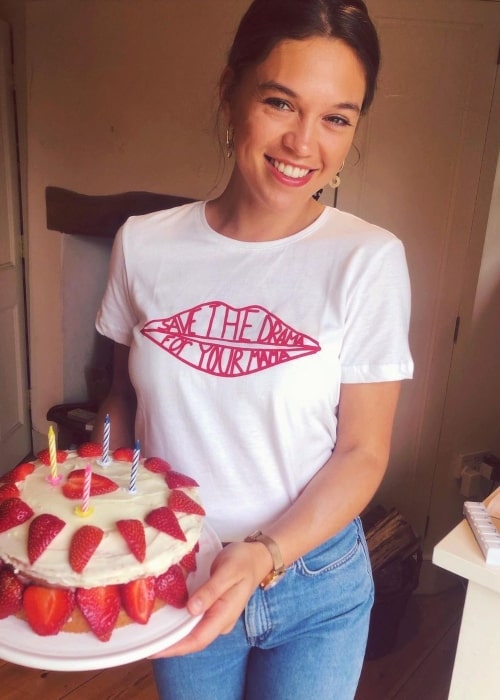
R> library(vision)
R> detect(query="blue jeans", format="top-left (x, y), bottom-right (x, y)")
top-left (152, 519), bottom-right (374, 700)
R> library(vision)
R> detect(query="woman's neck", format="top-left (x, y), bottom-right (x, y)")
top-left (205, 178), bottom-right (325, 243)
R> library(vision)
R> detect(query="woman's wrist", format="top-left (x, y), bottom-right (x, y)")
top-left (244, 531), bottom-right (286, 589)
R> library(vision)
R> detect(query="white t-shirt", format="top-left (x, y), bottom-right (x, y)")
top-left (96, 201), bottom-right (413, 541)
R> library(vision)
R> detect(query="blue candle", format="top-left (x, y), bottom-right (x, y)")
top-left (100, 413), bottom-right (111, 466)
top-left (129, 439), bottom-right (140, 493)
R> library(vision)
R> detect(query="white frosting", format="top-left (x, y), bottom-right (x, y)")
top-left (0, 452), bottom-right (204, 588)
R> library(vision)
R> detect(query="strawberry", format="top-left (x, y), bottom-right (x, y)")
top-left (37, 449), bottom-right (67, 466)
top-left (0, 483), bottom-right (20, 502)
top-left (155, 565), bottom-right (188, 608)
top-left (145, 507), bottom-right (186, 541)
top-left (23, 585), bottom-right (75, 636)
top-left (1, 462), bottom-right (35, 484)
top-left (62, 469), bottom-right (118, 499)
top-left (144, 457), bottom-right (171, 474)
top-left (168, 489), bottom-right (205, 516)
top-left (77, 442), bottom-right (103, 458)
top-left (120, 577), bottom-right (155, 625)
top-left (76, 585), bottom-right (121, 641)
top-left (112, 447), bottom-right (135, 462)
top-left (165, 470), bottom-right (199, 489)
top-left (28, 514), bottom-right (66, 564)
top-left (0, 566), bottom-right (24, 618)
top-left (69, 525), bottom-right (104, 573)
top-left (180, 548), bottom-right (197, 572)
top-left (0, 498), bottom-right (34, 533)
top-left (116, 519), bottom-right (146, 562)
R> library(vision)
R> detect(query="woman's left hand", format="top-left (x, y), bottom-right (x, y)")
top-left (149, 540), bottom-right (272, 657)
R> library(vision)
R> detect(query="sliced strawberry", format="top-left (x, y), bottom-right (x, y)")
top-left (180, 548), bottom-right (198, 572)
top-left (1, 462), bottom-right (35, 484)
top-left (120, 577), bottom-right (155, 625)
top-left (168, 489), bottom-right (205, 516)
top-left (77, 442), bottom-right (103, 458)
top-left (165, 470), bottom-right (199, 489)
top-left (112, 447), bottom-right (134, 462)
top-left (62, 469), bottom-right (118, 500)
top-left (37, 449), bottom-right (67, 466)
top-left (0, 567), bottom-right (24, 618)
top-left (23, 585), bottom-right (75, 636)
top-left (144, 457), bottom-right (171, 474)
top-left (0, 498), bottom-right (34, 533)
top-left (155, 565), bottom-right (188, 608)
top-left (0, 483), bottom-right (20, 502)
top-left (145, 507), bottom-right (186, 541)
top-left (28, 514), bottom-right (66, 564)
top-left (69, 525), bottom-right (104, 573)
top-left (116, 519), bottom-right (146, 562)
top-left (76, 585), bottom-right (121, 641)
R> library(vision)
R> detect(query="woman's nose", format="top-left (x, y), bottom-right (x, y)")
top-left (282, 118), bottom-right (314, 156)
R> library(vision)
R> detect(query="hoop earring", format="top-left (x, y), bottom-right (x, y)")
top-left (329, 161), bottom-right (345, 189)
top-left (225, 126), bottom-right (234, 159)
top-left (329, 174), bottom-right (341, 189)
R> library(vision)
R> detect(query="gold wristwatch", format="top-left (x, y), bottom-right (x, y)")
top-left (244, 530), bottom-right (286, 590)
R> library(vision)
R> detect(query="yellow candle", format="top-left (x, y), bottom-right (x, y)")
top-left (48, 425), bottom-right (58, 479)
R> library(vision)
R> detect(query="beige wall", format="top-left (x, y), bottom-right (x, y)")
top-left (458, 147), bottom-right (500, 456)
top-left (22, 0), bottom-right (247, 450)
top-left (2, 1), bottom-right (499, 490)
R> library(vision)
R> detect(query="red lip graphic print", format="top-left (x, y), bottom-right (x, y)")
top-left (141, 301), bottom-right (321, 377)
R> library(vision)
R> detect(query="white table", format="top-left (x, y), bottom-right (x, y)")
top-left (433, 507), bottom-right (500, 699)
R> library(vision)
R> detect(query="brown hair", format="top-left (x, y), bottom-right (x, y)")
top-left (224, 0), bottom-right (380, 114)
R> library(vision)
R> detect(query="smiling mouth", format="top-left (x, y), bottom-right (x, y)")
top-left (267, 157), bottom-right (313, 180)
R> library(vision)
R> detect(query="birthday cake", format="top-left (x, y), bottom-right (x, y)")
top-left (0, 443), bottom-right (205, 641)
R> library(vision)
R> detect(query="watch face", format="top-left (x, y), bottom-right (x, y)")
top-left (260, 570), bottom-right (286, 590)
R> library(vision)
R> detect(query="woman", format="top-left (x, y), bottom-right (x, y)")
top-left (95, 1), bottom-right (413, 698)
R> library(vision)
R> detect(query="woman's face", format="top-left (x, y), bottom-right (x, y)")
top-left (225, 36), bottom-right (367, 213)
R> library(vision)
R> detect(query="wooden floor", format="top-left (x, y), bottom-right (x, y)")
top-left (0, 584), bottom-right (465, 700)
top-left (356, 583), bottom-right (465, 700)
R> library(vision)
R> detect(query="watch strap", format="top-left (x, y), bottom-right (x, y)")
top-left (244, 530), bottom-right (286, 589)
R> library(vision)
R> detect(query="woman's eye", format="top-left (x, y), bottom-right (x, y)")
top-left (263, 97), bottom-right (292, 111)
top-left (326, 115), bottom-right (351, 127)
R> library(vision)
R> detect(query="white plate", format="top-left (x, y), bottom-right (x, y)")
top-left (0, 521), bottom-right (221, 671)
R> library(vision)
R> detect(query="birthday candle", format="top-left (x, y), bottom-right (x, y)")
top-left (48, 425), bottom-right (58, 480)
top-left (129, 439), bottom-right (140, 493)
top-left (81, 463), bottom-right (92, 513)
top-left (75, 463), bottom-right (94, 517)
top-left (101, 413), bottom-right (111, 464)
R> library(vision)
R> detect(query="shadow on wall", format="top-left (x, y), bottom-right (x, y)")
top-left (62, 234), bottom-right (114, 403)
top-left (459, 277), bottom-right (500, 455)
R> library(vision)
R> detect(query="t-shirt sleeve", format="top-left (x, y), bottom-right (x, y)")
top-left (340, 236), bottom-right (414, 383)
top-left (95, 224), bottom-right (137, 346)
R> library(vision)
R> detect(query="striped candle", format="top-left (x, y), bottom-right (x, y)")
top-left (75, 462), bottom-right (94, 517)
top-left (101, 413), bottom-right (111, 465)
top-left (129, 439), bottom-right (140, 493)
top-left (82, 463), bottom-right (92, 512)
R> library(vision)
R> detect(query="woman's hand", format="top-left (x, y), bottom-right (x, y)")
top-left (149, 540), bottom-right (273, 658)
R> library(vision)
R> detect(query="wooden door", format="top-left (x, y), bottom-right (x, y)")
top-left (337, 0), bottom-right (500, 537)
top-left (0, 20), bottom-right (31, 474)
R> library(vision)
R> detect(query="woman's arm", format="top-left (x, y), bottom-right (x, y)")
top-left (91, 342), bottom-right (137, 449)
top-left (266, 380), bottom-right (401, 565)
top-left (152, 380), bottom-right (401, 657)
